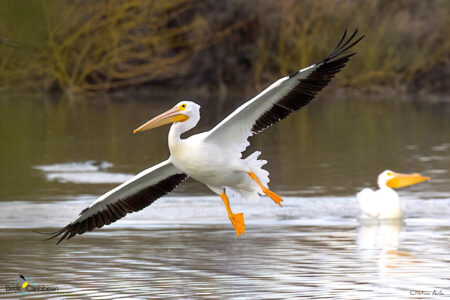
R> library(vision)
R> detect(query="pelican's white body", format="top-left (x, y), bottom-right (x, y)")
top-left (357, 188), bottom-right (402, 219)
top-left (168, 102), bottom-right (268, 200)
top-left (357, 171), bottom-right (403, 220)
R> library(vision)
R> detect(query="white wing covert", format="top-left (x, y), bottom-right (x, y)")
top-left (357, 188), bottom-right (380, 218)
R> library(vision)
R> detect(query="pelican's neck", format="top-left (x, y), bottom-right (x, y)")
top-left (376, 181), bottom-right (401, 219)
top-left (168, 120), bottom-right (197, 152)
top-left (168, 123), bottom-right (184, 148)
top-left (168, 111), bottom-right (200, 154)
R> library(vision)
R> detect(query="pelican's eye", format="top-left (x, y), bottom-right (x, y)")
top-left (179, 104), bottom-right (187, 111)
top-left (387, 172), bottom-right (393, 176)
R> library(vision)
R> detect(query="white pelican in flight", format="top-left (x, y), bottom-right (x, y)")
top-left (48, 29), bottom-right (363, 244)
top-left (358, 170), bottom-right (429, 220)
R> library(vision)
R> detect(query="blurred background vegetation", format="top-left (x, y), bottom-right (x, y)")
top-left (0, 0), bottom-right (448, 96)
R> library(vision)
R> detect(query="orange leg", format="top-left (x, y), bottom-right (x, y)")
top-left (220, 192), bottom-right (245, 236)
top-left (248, 171), bottom-right (283, 207)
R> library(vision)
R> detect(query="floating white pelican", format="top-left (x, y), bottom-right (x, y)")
top-left (49, 29), bottom-right (363, 244)
top-left (357, 170), bottom-right (429, 220)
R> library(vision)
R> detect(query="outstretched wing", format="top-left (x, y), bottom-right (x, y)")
top-left (205, 29), bottom-right (364, 156)
top-left (48, 160), bottom-right (187, 244)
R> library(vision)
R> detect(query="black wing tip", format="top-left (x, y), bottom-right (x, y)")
top-left (37, 205), bottom-right (90, 245)
top-left (36, 226), bottom-right (70, 245)
top-left (289, 29), bottom-right (363, 79)
top-left (33, 229), bottom-right (52, 236)
top-left (45, 218), bottom-right (100, 245)
top-left (323, 28), bottom-right (364, 63)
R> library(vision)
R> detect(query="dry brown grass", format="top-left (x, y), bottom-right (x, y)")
top-left (0, 0), bottom-right (448, 94)
top-left (0, 0), bottom-right (240, 93)
top-left (253, 0), bottom-right (450, 91)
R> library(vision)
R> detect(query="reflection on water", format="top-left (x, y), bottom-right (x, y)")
top-left (369, 226), bottom-right (424, 289)
top-left (0, 91), bottom-right (449, 298)
top-left (358, 220), bottom-right (403, 251)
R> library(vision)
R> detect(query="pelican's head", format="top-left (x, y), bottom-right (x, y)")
top-left (377, 170), bottom-right (429, 189)
top-left (133, 101), bottom-right (200, 134)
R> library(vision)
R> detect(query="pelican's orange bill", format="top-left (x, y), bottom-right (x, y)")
top-left (133, 106), bottom-right (189, 134)
top-left (386, 172), bottom-right (430, 189)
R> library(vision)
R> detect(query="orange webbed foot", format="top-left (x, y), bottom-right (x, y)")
top-left (248, 171), bottom-right (283, 207)
top-left (229, 213), bottom-right (245, 236)
top-left (264, 189), bottom-right (283, 207)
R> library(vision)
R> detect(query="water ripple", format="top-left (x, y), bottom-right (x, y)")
top-left (1, 224), bottom-right (449, 298)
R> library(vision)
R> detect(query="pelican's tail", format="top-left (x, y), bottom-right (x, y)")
top-left (244, 151), bottom-right (270, 194)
